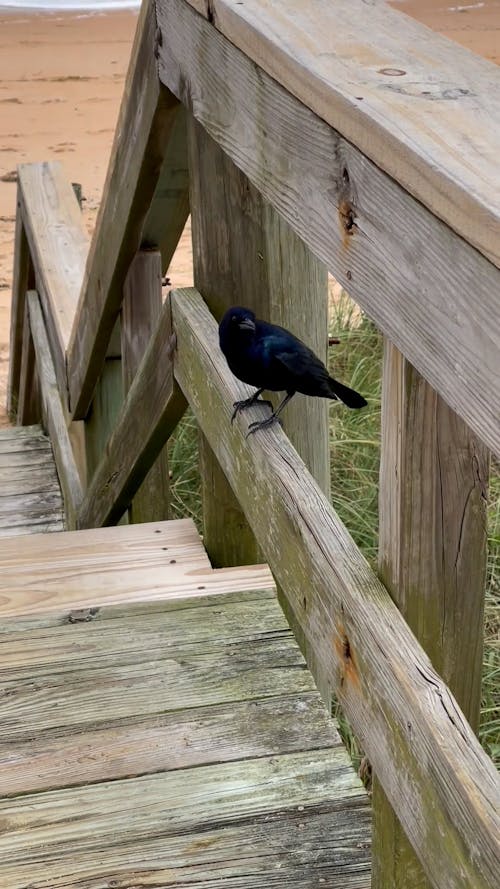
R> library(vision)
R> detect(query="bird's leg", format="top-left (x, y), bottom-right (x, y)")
top-left (231, 388), bottom-right (273, 423)
top-left (246, 392), bottom-right (295, 436)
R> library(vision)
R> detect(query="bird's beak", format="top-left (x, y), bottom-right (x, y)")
top-left (239, 318), bottom-right (256, 332)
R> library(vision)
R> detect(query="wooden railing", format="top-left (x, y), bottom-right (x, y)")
top-left (7, 1), bottom-right (500, 887)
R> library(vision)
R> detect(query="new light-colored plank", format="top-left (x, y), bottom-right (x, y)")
top-left (122, 249), bottom-right (171, 521)
top-left (156, 0), bottom-right (500, 460)
top-left (77, 295), bottom-right (187, 529)
top-left (17, 162), bottom-right (89, 399)
top-left (372, 342), bottom-right (490, 887)
top-left (67, 0), bottom-right (187, 419)
top-left (181, 0), bottom-right (500, 268)
top-left (27, 291), bottom-right (83, 528)
top-left (0, 694), bottom-right (337, 795)
top-left (171, 288), bottom-right (500, 889)
top-left (0, 752), bottom-right (369, 888)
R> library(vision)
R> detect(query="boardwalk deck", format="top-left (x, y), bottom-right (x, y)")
top-left (0, 425), bottom-right (63, 537)
top-left (0, 519), bottom-right (371, 888)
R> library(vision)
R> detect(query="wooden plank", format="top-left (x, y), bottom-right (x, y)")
top-left (7, 204), bottom-right (33, 419)
top-left (0, 752), bottom-right (369, 889)
top-left (0, 641), bottom-right (313, 738)
top-left (0, 694), bottom-right (337, 795)
top-left (26, 291), bottom-right (83, 528)
top-left (372, 342), bottom-right (490, 887)
top-left (180, 0), bottom-right (500, 268)
top-left (15, 299), bottom-right (40, 426)
top-left (170, 287), bottom-right (500, 889)
top-left (187, 118), bottom-right (329, 570)
top-left (17, 162), bottom-right (89, 400)
top-left (66, 0), bottom-right (188, 420)
top-left (84, 319), bottom-right (124, 491)
top-left (77, 295), bottom-right (187, 529)
top-left (156, 0), bottom-right (500, 461)
top-left (141, 104), bottom-right (190, 272)
top-left (122, 250), bottom-right (171, 521)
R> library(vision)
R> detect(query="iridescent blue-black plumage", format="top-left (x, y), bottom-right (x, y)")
top-left (219, 306), bottom-right (367, 433)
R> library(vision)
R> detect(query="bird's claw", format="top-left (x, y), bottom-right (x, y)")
top-left (231, 397), bottom-right (273, 423)
top-left (245, 415), bottom-right (282, 437)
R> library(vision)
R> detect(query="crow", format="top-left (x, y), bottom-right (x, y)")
top-left (219, 306), bottom-right (367, 434)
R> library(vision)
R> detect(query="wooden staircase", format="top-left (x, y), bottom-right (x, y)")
top-left (0, 443), bottom-right (371, 888)
top-left (0, 425), bottom-right (63, 538)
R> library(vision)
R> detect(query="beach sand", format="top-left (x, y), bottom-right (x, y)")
top-left (0, 2), bottom-right (498, 425)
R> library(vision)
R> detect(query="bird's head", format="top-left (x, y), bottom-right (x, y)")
top-left (219, 306), bottom-right (256, 338)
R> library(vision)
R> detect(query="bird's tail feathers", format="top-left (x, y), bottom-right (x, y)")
top-left (329, 378), bottom-right (367, 409)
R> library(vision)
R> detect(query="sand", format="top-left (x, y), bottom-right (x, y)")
top-left (0, 2), bottom-right (498, 425)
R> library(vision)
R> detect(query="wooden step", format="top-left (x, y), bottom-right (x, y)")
top-left (0, 518), bottom-right (275, 621)
top-left (0, 568), bottom-right (371, 888)
top-left (0, 425), bottom-right (64, 537)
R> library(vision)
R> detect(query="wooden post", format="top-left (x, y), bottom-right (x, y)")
top-left (121, 250), bottom-right (171, 522)
top-left (85, 319), bottom-right (123, 497)
top-left (8, 205), bottom-right (34, 420)
top-left (16, 301), bottom-right (40, 426)
top-left (187, 116), bottom-right (329, 567)
top-left (372, 341), bottom-right (490, 888)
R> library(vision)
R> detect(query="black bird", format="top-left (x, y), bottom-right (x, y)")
top-left (219, 306), bottom-right (367, 434)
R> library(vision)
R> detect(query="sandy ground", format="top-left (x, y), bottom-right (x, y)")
top-left (0, 1), bottom-right (498, 425)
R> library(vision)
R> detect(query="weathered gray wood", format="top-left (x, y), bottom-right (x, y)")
top-left (170, 287), bottom-right (500, 889)
top-left (67, 0), bottom-right (188, 420)
top-left (188, 117), bottom-right (329, 568)
top-left (16, 300), bottom-right (40, 426)
top-left (77, 296), bottom-right (187, 529)
top-left (0, 753), bottom-right (369, 888)
top-left (7, 205), bottom-right (33, 419)
top-left (141, 104), bottom-right (190, 272)
top-left (122, 250), bottom-right (171, 522)
top-left (17, 162), bottom-right (89, 401)
top-left (0, 694), bottom-right (336, 795)
top-left (372, 342), bottom-right (490, 887)
top-left (84, 318), bottom-right (124, 495)
top-left (181, 0), bottom-right (500, 268)
top-left (156, 0), bottom-right (500, 461)
top-left (26, 291), bottom-right (83, 528)
top-left (0, 425), bottom-right (63, 539)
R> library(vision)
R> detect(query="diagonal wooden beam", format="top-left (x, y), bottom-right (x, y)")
top-left (77, 295), bottom-right (187, 529)
top-left (67, 0), bottom-right (189, 420)
top-left (170, 287), bottom-right (500, 889)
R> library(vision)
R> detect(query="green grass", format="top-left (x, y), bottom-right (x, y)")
top-left (167, 291), bottom-right (500, 769)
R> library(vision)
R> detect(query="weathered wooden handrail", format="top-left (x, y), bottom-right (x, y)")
top-left (169, 287), bottom-right (500, 889)
top-left (182, 0), bottom-right (500, 268)
top-left (155, 0), bottom-right (500, 461)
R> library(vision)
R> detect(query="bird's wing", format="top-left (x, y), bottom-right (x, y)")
top-left (271, 339), bottom-right (325, 378)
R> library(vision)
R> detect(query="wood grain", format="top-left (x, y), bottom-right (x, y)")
top-left (180, 0), bottom-right (500, 268)
top-left (122, 250), bottom-right (171, 522)
top-left (16, 299), bottom-right (40, 426)
top-left (7, 207), bottom-right (33, 419)
top-left (66, 0), bottom-right (186, 419)
top-left (0, 582), bottom-right (369, 888)
top-left (156, 0), bottom-right (500, 460)
top-left (171, 287), bottom-right (500, 889)
top-left (372, 341), bottom-right (490, 886)
top-left (77, 294), bottom-right (187, 528)
top-left (17, 162), bottom-right (89, 400)
top-left (27, 291), bottom-right (83, 528)
top-left (0, 426), bottom-right (63, 539)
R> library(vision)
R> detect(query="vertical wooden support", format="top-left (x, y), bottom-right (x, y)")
top-left (121, 250), bottom-right (171, 522)
top-left (16, 301), bottom-right (40, 426)
top-left (8, 202), bottom-right (33, 419)
top-left (187, 116), bottom-right (329, 567)
top-left (372, 341), bottom-right (489, 888)
top-left (85, 319), bottom-right (123, 488)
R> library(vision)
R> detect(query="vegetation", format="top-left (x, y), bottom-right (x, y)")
top-left (168, 290), bottom-right (500, 769)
